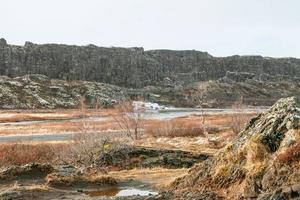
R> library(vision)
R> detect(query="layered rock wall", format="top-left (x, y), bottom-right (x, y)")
top-left (1, 39), bottom-right (299, 88)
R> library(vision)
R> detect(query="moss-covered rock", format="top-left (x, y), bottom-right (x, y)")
top-left (0, 74), bottom-right (126, 109)
top-left (167, 97), bottom-right (300, 199)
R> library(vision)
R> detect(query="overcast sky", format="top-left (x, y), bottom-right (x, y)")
top-left (1, 0), bottom-right (299, 57)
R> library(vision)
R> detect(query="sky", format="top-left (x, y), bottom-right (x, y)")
top-left (1, 0), bottom-right (300, 58)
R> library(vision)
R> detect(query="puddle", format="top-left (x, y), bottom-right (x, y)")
top-left (84, 187), bottom-right (158, 197)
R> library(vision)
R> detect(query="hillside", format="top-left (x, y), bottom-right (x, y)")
top-left (166, 97), bottom-right (300, 199)
top-left (0, 74), bottom-right (125, 109)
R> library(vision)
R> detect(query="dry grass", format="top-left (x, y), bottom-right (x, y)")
top-left (145, 117), bottom-right (221, 138)
top-left (277, 142), bottom-right (300, 164)
top-left (0, 118), bottom-right (120, 135)
top-left (0, 110), bottom-right (256, 137)
top-left (145, 120), bottom-right (205, 138)
top-left (0, 108), bottom-right (117, 123)
top-left (229, 113), bottom-right (251, 135)
top-left (0, 143), bottom-right (67, 166)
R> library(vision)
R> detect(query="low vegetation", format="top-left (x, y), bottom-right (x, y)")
top-left (145, 120), bottom-right (216, 138)
top-left (0, 143), bottom-right (61, 166)
top-left (112, 101), bottom-right (145, 140)
top-left (277, 142), bottom-right (300, 164)
top-left (167, 97), bottom-right (300, 200)
top-left (58, 132), bottom-right (109, 167)
top-left (229, 97), bottom-right (250, 135)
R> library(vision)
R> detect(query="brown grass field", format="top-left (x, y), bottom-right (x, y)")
top-left (0, 108), bottom-right (257, 165)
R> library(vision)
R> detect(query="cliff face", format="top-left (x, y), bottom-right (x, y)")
top-left (1, 38), bottom-right (300, 88)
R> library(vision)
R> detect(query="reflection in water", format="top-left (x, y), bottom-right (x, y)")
top-left (84, 187), bottom-right (121, 197)
top-left (116, 188), bottom-right (158, 196)
top-left (84, 187), bottom-right (158, 197)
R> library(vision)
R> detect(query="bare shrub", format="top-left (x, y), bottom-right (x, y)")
top-left (230, 97), bottom-right (249, 135)
top-left (57, 121), bottom-right (109, 167)
top-left (112, 101), bottom-right (145, 140)
top-left (78, 96), bottom-right (87, 116)
top-left (187, 83), bottom-right (210, 137)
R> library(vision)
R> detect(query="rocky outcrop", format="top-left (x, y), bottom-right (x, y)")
top-left (167, 97), bottom-right (300, 199)
top-left (0, 74), bottom-right (125, 109)
top-left (0, 163), bottom-right (54, 180)
top-left (96, 145), bottom-right (209, 170)
top-left (0, 39), bottom-right (300, 88)
top-left (0, 190), bottom-right (23, 200)
top-left (46, 164), bottom-right (117, 188)
top-left (141, 76), bottom-right (300, 108)
top-left (0, 72), bottom-right (297, 109)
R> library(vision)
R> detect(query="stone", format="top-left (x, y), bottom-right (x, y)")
top-left (0, 74), bottom-right (125, 109)
top-left (0, 38), bottom-right (7, 47)
top-left (0, 163), bottom-right (54, 180)
top-left (0, 39), bottom-right (299, 89)
top-left (166, 97), bottom-right (300, 199)
top-left (0, 190), bottom-right (22, 200)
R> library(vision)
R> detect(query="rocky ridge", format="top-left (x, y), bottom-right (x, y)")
top-left (167, 97), bottom-right (300, 199)
top-left (1, 39), bottom-right (300, 108)
top-left (143, 71), bottom-right (300, 107)
top-left (0, 74), bottom-right (125, 109)
top-left (1, 38), bottom-right (299, 88)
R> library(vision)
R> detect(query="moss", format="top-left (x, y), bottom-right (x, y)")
top-left (260, 133), bottom-right (285, 152)
top-left (251, 134), bottom-right (262, 143)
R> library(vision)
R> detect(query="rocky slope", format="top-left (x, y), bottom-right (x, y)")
top-left (1, 38), bottom-right (300, 108)
top-left (0, 72), bottom-right (297, 109)
top-left (0, 74), bottom-right (125, 109)
top-left (141, 71), bottom-right (300, 107)
top-left (1, 38), bottom-right (300, 88)
top-left (166, 97), bottom-right (300, 199)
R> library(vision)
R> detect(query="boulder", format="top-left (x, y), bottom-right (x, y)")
top-left (0, 163), bottom-right (54, 180)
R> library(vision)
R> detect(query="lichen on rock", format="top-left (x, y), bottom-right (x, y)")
top-left (0, 74), bottom-right (126, 109)
top-left (167, 97), bottom-right (300, 199)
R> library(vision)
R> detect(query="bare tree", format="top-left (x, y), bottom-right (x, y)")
top-left (78, 96), bottom-right (87, 116)
top-left (112, 101), bottom-right (145, 140)
top-left (230, 96), bottom-right (249, 135)
top-left (195, 83), bottom-right (208, 137)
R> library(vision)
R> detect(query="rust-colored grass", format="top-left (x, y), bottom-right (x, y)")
top-left (145, 119), bottom-right (207, 137)
top-left (0, 108), bottom-right (117, 123)
top-left (0, 143), bottom-right (68, 166)
top-left (143, 114), bottom-right (254, 138)
top-left (0, 118), bottom-right (120, 135)
top-left (277, 142), bottom-right (300, 164)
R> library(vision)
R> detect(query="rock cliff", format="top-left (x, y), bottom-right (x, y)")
top-left (1, 39), bottom-right (300, 88)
